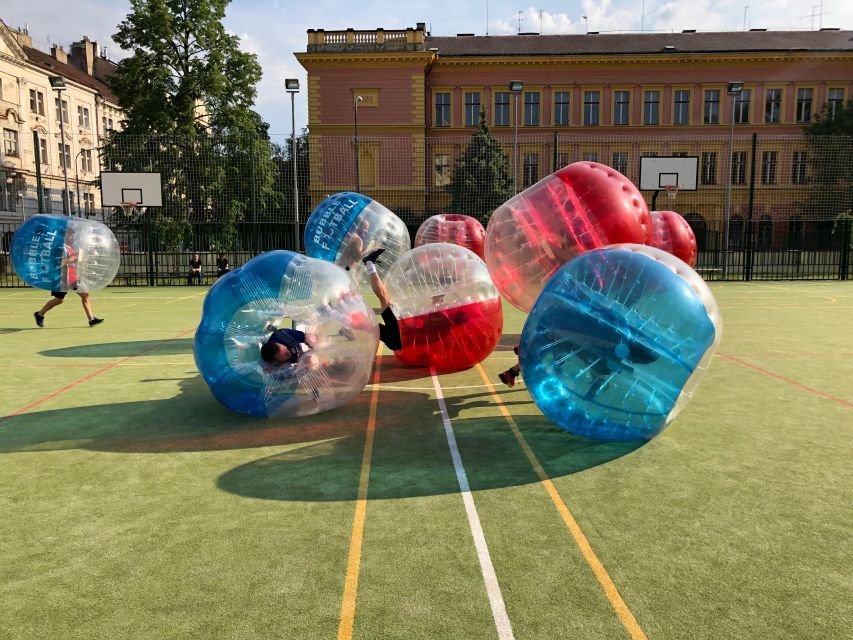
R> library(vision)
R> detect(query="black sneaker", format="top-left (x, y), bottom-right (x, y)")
top-left (499, 369), bottom-right (518, 388)
top-left (34, 312), bottom-right (44, 328)
top-left (89, 317), bottom-right (104, 327)
top-left (361, 247), bottom-right (386, 265)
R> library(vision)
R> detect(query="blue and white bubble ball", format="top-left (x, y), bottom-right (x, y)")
top-left (11, 215), bottom-right (120, 291)
top-left (520, 244), bottom-right (721, 442)
top-left (194, 251), bottom-right (379, 418)
top-left (304, 192), bottom-right (410, 290)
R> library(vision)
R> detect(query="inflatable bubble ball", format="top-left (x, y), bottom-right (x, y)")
top-left (415, 213), bottom-right (486, 260)
top-left (383, 243), bottom-right (502, 371)
top-left (304, 192), bottom-right (411, 290)
top-left (11, 215), bottom-right (120, 292)
top-left (485, 161), bottom-right (651, 312)
top-left (649, 210), bottom-right (698, 267)
top-left (519, 244), bottom-right (721, 442)
top-left (194, 251), bottom-right (379, 418)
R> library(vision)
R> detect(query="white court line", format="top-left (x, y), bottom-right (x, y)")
top-left (430, 368), bottom-right (515, 640)
top-left (367, 383), bottom-right (492, 391)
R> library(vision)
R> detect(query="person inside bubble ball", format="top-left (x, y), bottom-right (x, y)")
top-left (339, 218), bottom-right (381, 272)
top-left (33, 227), bottom-right (104, 328)
top-left (499, 345), bottom-right (522, 387)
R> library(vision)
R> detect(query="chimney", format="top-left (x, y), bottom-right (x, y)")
top-left (51, 45), bottom-right (68, 64)
top-left (12, 27), bottom-right (33, 47)
top-left (70, 36), bottom-right (96, 75)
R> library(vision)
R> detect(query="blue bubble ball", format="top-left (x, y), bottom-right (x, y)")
top-left (520, 244), bottom-right (722, 441)
top-left (11, 215), bottom-right (120, 291)
top-left (194, 250), bottom-right (379, 418)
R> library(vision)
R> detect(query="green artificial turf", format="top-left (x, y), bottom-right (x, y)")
top-left (0, 283), bottom-right (850, 639)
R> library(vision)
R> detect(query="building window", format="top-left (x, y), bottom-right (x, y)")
top-left (523, 152), bottom-right (539, 187)
top-left (701, 151), bottom-right (717, 185)
top-left (3, 129), bottom-right (19, 157)
top-left (828, 88), bottom-right (845, 119)
top-left (643, 91), bottom-right (660, 125)
top-left (583, 91), bottom-right (600, 126)
top-left (761, 150), bottom-right (778, 185)
top-left (103, 116), bottom-right (115, 132)
top-left (58, 143), bottom-right (71, 169)
top-left (731, 151), bottom-right (747, 185)
top-left (611, 152), bottom-right (629, 175)
top-left (640, 151), bottom-right (658, 158)
top-left (29, 89), bottom-right (46, 116)
top-left (83, 192), bottom-right (95, 215)
top-left (765, 88), bottom-right (782, 123)
top-left (582, 152), bottom-right (599, 162)
top-left (792, 150), bottom-right (808, 184)
top-left (38, 137), bottom-right (49, 165)
top-left (704, 89), bottom-right (720, 124)
top-left (672, 151), bottom-right (689, 157)
top-left (434, 93), bottom-right (450, 127)
top-left (77, 106), bottom-right (90, 129)
top-left (554, 91), bottom-right (570, 126)
top-left (464, 92), bottom-right (480, 127)
top-left (757, 215), bottom-right (773, 249)
top-left (494, 92), bottom-right (510, 127)
top-left (54, 97), bottom-right (69, 124)
top-left (614, 91), bottom-right (630, 125)
top-left (734, 89), bottom-right (751, 124)
top-left (434, 153), bottom-right (451, 187)
top-left (81, 148), bottom-right (93, 173)
top-left (796, 88), bottom-right (813, 123)
top-left (523, 92), bottom-right (540, 127)
top-left (43, 188), bottom-right (52, 213)
top-left (674, 90), bottom-right (690, 125)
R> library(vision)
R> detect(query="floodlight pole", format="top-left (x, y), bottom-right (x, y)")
top-left (50, 77), bottom-right (72, 216)
top-left (354, 95), bottom-right (363, 192)
top-left (286, 79), bottom-right (300, 252)
top-left (723, 81), bottom-right (743, 279)
top-left (509, 81), bottom-right (524, 194)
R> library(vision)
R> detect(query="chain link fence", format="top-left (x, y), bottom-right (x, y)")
top-left (1, 132), bottom-right (851, 285)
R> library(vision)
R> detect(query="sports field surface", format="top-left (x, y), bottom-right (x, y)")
top-left (1, 282), bottom-right (850, 640)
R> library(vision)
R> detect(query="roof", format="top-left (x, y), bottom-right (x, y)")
top-left (23, 45), bottom-right (120, 104)
top-left (423, 30), bottom-right (853, 57)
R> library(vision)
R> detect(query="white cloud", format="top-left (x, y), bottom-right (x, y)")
top-left (490, 7), bottom-right (580, 35)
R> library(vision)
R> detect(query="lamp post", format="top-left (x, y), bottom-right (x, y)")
top-left (509, 80), bottom-right (524, 194)
top-left (49, 76), bottom-right (71, 216)
top-left (75, 148), bottom-right (86, 216)
top-left (353, 95), bottom-right (363, 192)
top-left (285, 78), bottom-right (301, 252)
top-left (723, 80), bottom-right (744, 279)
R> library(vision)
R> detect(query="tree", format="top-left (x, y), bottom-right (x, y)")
top-left (446, 111), bottom-right (512, 221)
top-left (804, 98), bottom-right (853, 246)
top-left (102, 0), bottom-right (276, 249)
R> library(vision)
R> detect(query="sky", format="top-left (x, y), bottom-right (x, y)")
top-left (4, 1), bottom-right (852, 138)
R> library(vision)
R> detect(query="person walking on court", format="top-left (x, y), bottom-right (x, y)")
top-left (33, 227), bottom-right (103, 328)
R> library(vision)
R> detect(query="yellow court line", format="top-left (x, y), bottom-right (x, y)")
top-left (338, 349), bottom-right (382, 640)
top-left (163, 291), bottom-right (208, 305)
top-left (475, 364), bottom-right (648, 640)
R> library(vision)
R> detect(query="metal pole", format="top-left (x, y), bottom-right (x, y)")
top-left (354, 97), bottom-right (361, 193)
top-left (513, 92), bottom-right (519, 194)
top-left (722, 95), bottom-right (735, 278)
top-left (291, 91), bottom-right (300, 253)
top-left (56, 90), bottom-right (71, 215)
top-left (745, 132), bottom-right (758, 281)
top-left (75, 150), bottom-right (83, 216)
top-left (33, 130), bottom-right (44, 213)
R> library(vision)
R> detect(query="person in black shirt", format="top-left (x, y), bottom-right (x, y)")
top-left (188, 253), bottom-right (203, 285)
top-left (260, 327), bottom-right (315, 365)
top-left (216, 252), bottom-right (230, 278)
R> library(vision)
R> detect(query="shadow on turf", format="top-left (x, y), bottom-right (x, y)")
top-left (39, 338), bottom-right (194, 358)
top-left (0, 368), bottom-right (643, 500)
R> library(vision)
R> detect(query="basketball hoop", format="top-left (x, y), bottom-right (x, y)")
top-left (119, 201), bottom-right (138, 217)
top-left (663, 184), bottom-right (679, 201)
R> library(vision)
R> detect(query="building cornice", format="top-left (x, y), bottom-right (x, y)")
top-left (296, 51), bottom-right (436, 70)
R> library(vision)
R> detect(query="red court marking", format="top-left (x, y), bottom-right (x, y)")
top-left (1, 328), bottom-right (196, 422)
top-left (718, 353), bottom-right (853, 409)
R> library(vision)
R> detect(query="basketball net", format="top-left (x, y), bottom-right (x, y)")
top-left (663, 184), bottom-right (679, 201)
top-left (120, 201), bottom-right (138, 217)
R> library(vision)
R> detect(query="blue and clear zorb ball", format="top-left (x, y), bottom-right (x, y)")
top-left (304, 192), bottom-right (410, 290)
top-left (11, 215), bottom-right (120, 291)
top-left (194, 251), bottom-right (379, 418)
top-left (520, 244), bottom-right (721, 442)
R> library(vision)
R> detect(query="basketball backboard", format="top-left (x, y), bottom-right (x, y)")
top-left (639, 157), bottom-right (698, 191)
top-left (100, 172), bottom-right (163, 206)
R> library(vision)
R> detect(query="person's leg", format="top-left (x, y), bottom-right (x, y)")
top-left (365, 263), bottom-right (392, 311)
top-left (39, 296), bottom-right (64, 316)
top-left (79, 293), bottom-right (104, 326)
top-left (378, 307), bottom-right (403, 351)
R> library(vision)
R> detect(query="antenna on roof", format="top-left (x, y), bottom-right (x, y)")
top-left (517, 10), bottom-right (522, 34)
top-left (486, 0), bottom-right (489, 35)
top-left (743, 5), bottom-right (749, 31)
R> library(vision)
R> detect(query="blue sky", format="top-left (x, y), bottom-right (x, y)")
top-left (4, 1), bottom-right (851, 137)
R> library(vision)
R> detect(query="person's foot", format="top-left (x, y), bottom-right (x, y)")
top-left (34, 312), bottom-right (44, 328)
top-left (499, 369), bottom-right (517, 388)
top-left (362, 247), bottom-right (386, 265)
top-left (89, 317), bottom-right (104, 327)
top-left (513, 345), bottom-right (519, 355)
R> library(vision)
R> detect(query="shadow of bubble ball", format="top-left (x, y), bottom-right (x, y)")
top-left (519, 243), bottom-right (721, 442)
top-left (11, 214), bottom-right (120, 292)
top-left (193, 251), bottom-right (379, 418)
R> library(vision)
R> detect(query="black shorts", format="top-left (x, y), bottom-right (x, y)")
top-left (51, 291), bottom-right (67, 299)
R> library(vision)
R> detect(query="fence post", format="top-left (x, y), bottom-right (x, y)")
top-left (745, 132), bottom-right (758, 281)
top-left (552, 132), bottom-right (558, 172)
top-left (146, 208), bottom-right (156, 286)
top-left (33, 130), bottom-right (44, 214)
top-left (249, 135), bottom-right (257, 224)
top-left (840, 217), bottom-right (851, 281)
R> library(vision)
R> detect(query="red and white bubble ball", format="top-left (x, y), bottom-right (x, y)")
top-left (415, 213), bottom-right (486, 260)
top-left (383, 243), bottom-right (502, 371)
top-left (485, 161), bottom-right (651, 312)
top-left (648, 210), bottom-right (697, 267)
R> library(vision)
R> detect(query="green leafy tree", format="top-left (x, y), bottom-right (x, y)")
top-left (446, 111), bottom-right (512, 221)
top-left (804, 99), bottom-right (853, 246)
top-left (102, 0), bottom-right (275, 249)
